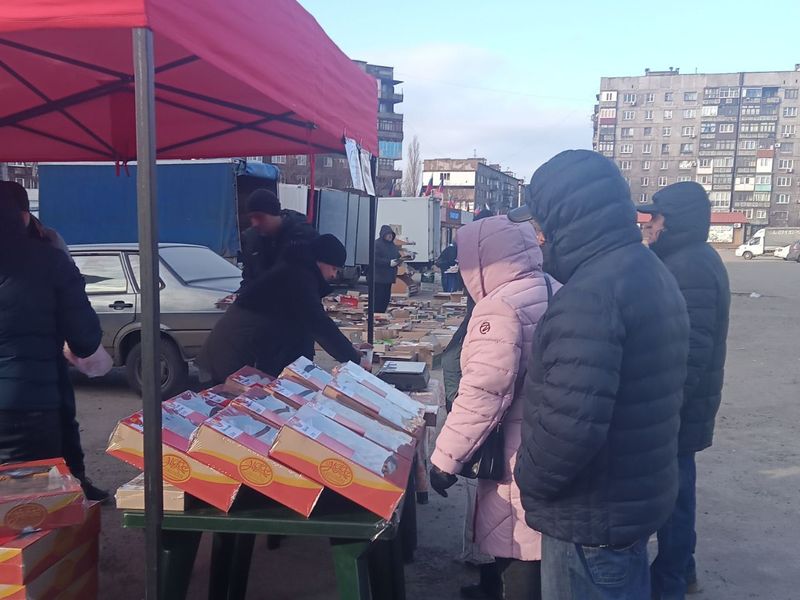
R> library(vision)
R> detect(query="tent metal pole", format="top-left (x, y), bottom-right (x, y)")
top-left (132, 27), bottom-right (163, 600)
top-left (367, 156), bottom-right (378, 345)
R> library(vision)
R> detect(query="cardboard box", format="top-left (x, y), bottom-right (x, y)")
top-left (231, 388), bottom-right (297, 428)
top-left (265, 378), bottom-right (317, 409)
top-left (0, 503), bottom-right (100, 585)
top-left (224, 366), bottom-right (275, 395)
top-left (270, 406), bottom-right (412, 520)
top-left (107, 411), bottom-right (240, 512)
top-left (166, 391), bottom-right (230, 425)
top-left (188, 406), bottom-right (323, 517)
top-left (0, 460), bottom-right (86, 538)
top-left (58, 565), bottom-right (97, 600)
top-left (280, 357), bottom-right (333, 391)
top-left (305, 394), bottom-right (416, 460)
top-left (0, 538), bottom-right (97, 599)
top-left (115, 474), bottom-right (186, 512)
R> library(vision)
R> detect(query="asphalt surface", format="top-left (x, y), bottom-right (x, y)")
top-left (74, 250), bottom-right (800, 599)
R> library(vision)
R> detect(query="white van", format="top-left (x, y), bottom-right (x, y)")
top-left (735, 227), bottom-right (800, 259)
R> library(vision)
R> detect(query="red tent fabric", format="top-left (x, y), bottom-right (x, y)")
top-left (0, 0), bottom-right (378, 162)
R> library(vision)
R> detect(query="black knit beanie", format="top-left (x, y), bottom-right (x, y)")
top-left (0, 181), bottom-right (30, 212)
top-left (246, 189), bottom-right (281, 216)
top-left (311, 234), bottom-right (347, 267)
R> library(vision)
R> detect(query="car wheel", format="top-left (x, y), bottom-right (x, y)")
top-left (125, 338), bottom-right (189, 400)
top-left (743, 251), bottom-right (754, 260)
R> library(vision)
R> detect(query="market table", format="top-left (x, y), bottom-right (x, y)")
top-left (123, 492), bottom-right (409, 600)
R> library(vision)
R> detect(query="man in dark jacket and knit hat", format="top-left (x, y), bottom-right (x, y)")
top-left (639, 182), bottom-right (730, 600)
top-left (373, 225), bottom-right (401, 313)
top-left (508, 150), bottom-right (690, 600)
top-left (198, 234), bottom-right (366, 383)
top-left (238, 188), bottom-right (318, 290)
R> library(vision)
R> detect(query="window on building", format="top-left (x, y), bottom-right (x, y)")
top-left (623, 93), bottom-right (637, 104)
top-left (619, 160), bottom-right (632, 170)
top-left (271, 155), bottom-right (287, 164)
top-left (622, 110), bottom-right (635, 120)
top-left (779, 142), bottom-right (794, 153)
top-left (645, 93), bottom-right (655, 104)
top-left (620, 144), bottom-right (634, 154)
top-left (717, 140), bottom-right (736, 150)
top-left (295, 155), bottom-right (307, 166)
top-left (661, 143), bottom-right (670, 155)
top-left (701, 123), bottom-right (717, 134)
top-left (697, 175), bottom-right (712, 185)
top-left (759, 122), bottom-right (777, 133)
top-left (740, 140), bottom-right (757, 150)
top-left (621, 127), bottom-right (634, 138)
top-left (719, 87), bottom-right (740, 98)
top-left (644, 110), bottom-right (654, 120)
top-left (704, 87), bottom-right (719, 99)
top-left (599, 108), bottom-right (616, 119)
top-left (777, 193), bottom-right (792, 204)
top-left (754, 192), bottom-right (771, 203)
top-left (665, 91), bottom-right (674, 102)
top-left (700, 141), bottom-right (714, 150)
top-left (763, 87), bottom-right (779, 98)
top-left (779, 159), bottom-right (794, 171)
top-left (642, 143), bottom-right (652, 154)
top-left (682, 126), bottom-right (695, 137)
top-left (742, 106), bottom-right (760, 116)
top-left (684, 91), bottom-right (698, 102)
top-left (323, 157), bottom-right (333, 167)
top-left (683, 109), bottom-right (696, 119)
top-left (781, 125), bottom-right (796, 136)
top-left (642, 160), bottom-right (651, 170)
top-left (756, 175), bottom-right (772, 185)
top-left (677, 176), bottom-right (692, 182)
top-left (699, 158), bottom-right (712, 168)
top-left (709, 191), bottom-right (731, 209)
top-left (639, 192), bottom-right (648, 203)
top-left (772, 210), bottom-right (789, 221)
top-left (713, 157), bottom-right (733, 168)
top-left (701, 105), bottom-right (719, 117)
top-left (785, 88), bottom-right (799, 99)
top-left (661, 160), bottom-right (669, 170)
top-left (784, 107), bottom-right (798, 118)
top-left (756, 209), bottom-right (767, 219)
top-left (298, 176), bottom-right (308, 185)
top-left (602, 91), bottom-right (617, 102)
top-left (679, 160), bottom-right (694, 170)
top-left (718, 123), bottom-right (735, 134)
top-left (744, 87), bottom-right (762, 99)
top-left (643, 127), bottom-right (653, 136)
top-left (757, 157), bottom-right (772, 169)
top-left (743, 209), bottom-right (754, 219)
top-left (664, 110), bottom-right (673, 120)
top-left (735, 176), bottom-right (752, 186)
top-left (662, 126), bottom-right (672, 137)
top-left (641, 177), bottom-right (650, 187)
top-left (597, 142), bottom-right (614, 152)
top-left (715, 174), bottom-right (733, 186)
top-left (658, 176), bottom-right (668, 187)
top-left (680, 143), bottom-right (694, 154)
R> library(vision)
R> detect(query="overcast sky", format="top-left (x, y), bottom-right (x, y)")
top-left (300, 0), bottom-right (800, 182)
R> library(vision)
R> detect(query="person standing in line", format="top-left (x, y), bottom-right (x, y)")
top-left (639, 182), bottom-right (731, 600)
top-left (373, 225), bottom-right (401, 313)
top-left (0, 181), bottom-right (111, 502)
top-left (430, 216), bottom-right (557, 600)
top-left (509, 150), bottom-right (690, 600)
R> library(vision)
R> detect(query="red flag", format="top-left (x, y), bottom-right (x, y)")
top-left (423, 175), bottom-right (433, 196)
top-left (438, 175), bottom-right (445, 194)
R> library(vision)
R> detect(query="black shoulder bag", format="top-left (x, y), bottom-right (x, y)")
top-left (459, 275), bottom-right (554, 481)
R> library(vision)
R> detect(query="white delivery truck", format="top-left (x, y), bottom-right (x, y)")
top-left (376, 197), bottom-right (442, 269)
top-left (735, 227), bottom-right (800, 259)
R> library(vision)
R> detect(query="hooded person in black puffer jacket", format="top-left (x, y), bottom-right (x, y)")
top-left (639, 182), bottom-right (730, 600)
top-left (373, 225), bottom-right (401, 313)
top-left (508, 150), bottom-right (690, 600)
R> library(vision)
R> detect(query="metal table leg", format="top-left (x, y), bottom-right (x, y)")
top-left (160, 530), bottom-right (202, 600)
top-left (330, 538), bottom-right (373, 600)
top-left (209, 532), bottom-right (256, 600)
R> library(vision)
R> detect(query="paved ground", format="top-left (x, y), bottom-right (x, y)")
top-left (76, 250), bottom-right (800, 598)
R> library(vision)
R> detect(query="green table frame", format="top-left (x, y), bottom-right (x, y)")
top-left (123, 498), bottom-right (410, 600)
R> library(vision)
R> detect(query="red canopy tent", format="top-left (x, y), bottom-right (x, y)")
top-left (1, 2), bottom-right (377, 597)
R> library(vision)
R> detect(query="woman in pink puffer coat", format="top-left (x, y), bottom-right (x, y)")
top-left (431, 216), bottom-right (557, 600)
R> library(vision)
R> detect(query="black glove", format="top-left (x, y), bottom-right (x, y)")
top-left (429, 466), bottom-right (458, 498)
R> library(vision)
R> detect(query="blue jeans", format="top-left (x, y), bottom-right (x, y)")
top-left (541, 534), bottom-right (650, 600)
top-left (441, 272), bottom-right (457, 292)
top-left (651, 453), bottom-right (697, 600)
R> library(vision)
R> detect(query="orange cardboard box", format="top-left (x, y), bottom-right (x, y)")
top-left (106, 410), bottom-right (240, 512)
top-left (224, 366), bottom-right (275, 395)
top-left (264, 378), bottom-right (317, 409)
top-left (0, 538), bottom-right (97, 599)
top-left (0, 460), bottom-right (86, 538)
top-left (280, 357), bottom-right (333, 391)
top-left (188, 406), bottom-right (323, 517)
top-left (270, 406), bottom-right (412, 520)
top-left (230, 388), bottom-right (297, 428)
top-left (0, 503), bottom-right (100, 585)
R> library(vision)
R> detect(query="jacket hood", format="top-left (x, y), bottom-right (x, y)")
top-left (646, 182), bottom-right (711, 258)
top-left (0, 202), bottom-right (25, 241)
top-left (378, 225), bottom-right (396, 241)
top-left (526, 149), bottom-right (642, 282)
top-left (456, 216), bottom-right (542, 302)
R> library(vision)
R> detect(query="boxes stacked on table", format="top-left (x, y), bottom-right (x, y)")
top-left (107, 359), bottom-right (426, 520)
top-left (0, 460), bottom-right (99, 599)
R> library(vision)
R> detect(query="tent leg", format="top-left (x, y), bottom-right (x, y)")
top-left (133, 27), bottom-right (164, 600)
top-left (367, 158), bottom-right (378, 345)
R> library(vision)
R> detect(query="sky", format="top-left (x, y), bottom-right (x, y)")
top-left (300, 0), bottom-right (800, 182)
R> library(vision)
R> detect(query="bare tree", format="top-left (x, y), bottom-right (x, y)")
top-left (402, 135), bottom-right (421, 197)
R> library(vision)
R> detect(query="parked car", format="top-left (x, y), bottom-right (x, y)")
top-left (70, 244), bottom-right (241, 398)
top-left (775, 245), bottom-right (791, 260)
top-left (786, 240), bottom-right (800, 262)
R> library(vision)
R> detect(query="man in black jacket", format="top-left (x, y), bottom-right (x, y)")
top-left (373, 225), bottom-right (401, 313)
top-left (238, 188), bottom-right (318, 290)
top-left (508, 150), bottom-right (690, 600)
top-left (198, 234), bottom-right (366, 383)
top-left (639, 182), bottom-right (730, 600)
top-left (0, 201), bottom-right (103, 464)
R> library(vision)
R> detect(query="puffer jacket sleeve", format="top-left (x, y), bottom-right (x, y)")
top-left (431, 298), bottom-right (522, 474)
top-left (666, 253), bottom-right (716, 400)
top-left (516, 289), bottom-right (624, 499)
top-left (53, 251), bottom-right (102, 359)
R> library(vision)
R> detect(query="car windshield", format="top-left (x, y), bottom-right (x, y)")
top-left (159, 246), bottom-right (241, 284)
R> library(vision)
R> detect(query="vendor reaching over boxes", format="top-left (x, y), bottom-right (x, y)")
top-left (238, 188), bottom-right (318, 291)
top-left (198, 234), bottom-right (369, 383)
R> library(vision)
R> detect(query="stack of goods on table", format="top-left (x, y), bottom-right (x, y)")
top-left (322, 292), bottom-right (469, 367)
top-left (107, 358), bottom-right (429, 520)
top-left (0, 460), bottom-right (100, 599)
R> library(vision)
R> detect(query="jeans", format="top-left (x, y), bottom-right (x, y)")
top-left (478, 558), bottom-right (542, 600)
top-left (0, 409), bottom-right (63, 463)
top-left (542, 534), bottom-right (650, 600)
top-left (442, 272), bottom-right (457, 293)
top-left (651, 453), bottom-right (697, 600)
